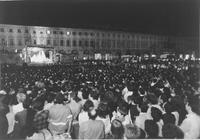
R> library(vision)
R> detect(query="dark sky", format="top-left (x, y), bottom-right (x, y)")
top-left (0, 0), bottom-right (199, 37)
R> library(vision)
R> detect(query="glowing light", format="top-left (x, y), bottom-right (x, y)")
top-left (66, 31), bottom-right (70, 35)
top-left (47, 30), bottom-right (50, 34)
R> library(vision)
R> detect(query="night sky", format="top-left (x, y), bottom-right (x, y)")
top-left (0, 0), bottom-right (199, 37)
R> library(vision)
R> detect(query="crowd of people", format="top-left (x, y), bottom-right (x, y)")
top-left (0, 58), bottom-right (200, 139)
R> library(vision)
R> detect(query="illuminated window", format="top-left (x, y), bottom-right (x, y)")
top-left (47, 30), bottom-right (50, 34)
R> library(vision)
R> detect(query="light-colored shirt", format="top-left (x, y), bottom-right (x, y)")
top-left (96, 115), bottom-right (111, 134)
top-left (78, 111), bottom-right (89, 125)
top-left (79, 120), bottom-right (105, 139)
top-left (43, 102), bottom-right (54, 110)
top-left (48, 104), bottom-right (72, 134)
top-left (6, 106), bottom-right (15, 134)
top-left (12, 103), bottom-right (24, 115)
top-left (180, 112), bottom-right (200, 139)
top-left (68, 100), bottom-right (82, 120)
top-left (135, 112), bottom-right (148, 130)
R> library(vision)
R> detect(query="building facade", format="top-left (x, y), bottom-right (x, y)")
top-left (0, 24), bottom-right (192, 60)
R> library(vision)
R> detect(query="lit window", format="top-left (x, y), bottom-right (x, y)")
top-left (47, 30), bottom-right (50, 34)
top-left (66, 31), bottom-right (70, 36)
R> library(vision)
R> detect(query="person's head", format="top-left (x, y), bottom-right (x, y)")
top-left (145, 120), bottom-right (159, 138)
top-left (186, 95), bottom-right (200, 115)
top-left (151, 107), bottom-right (162, 122)
top-left (162, 113), bottom-right (176, 125)
top-left (124, 124), bottom-right (142, 139)
top-left (89, 90), bottom-right (99, 101)
top-left (0, 103), bottom-right (9, 115)
top-left (118, 100), bottom-right (129, 116)
top-left (139, 103), bottom-right (148, 113)
top-left (32, 100), bottom-right (44, 112)
top-left (162, 123), bottom-right (184, 139)
top-left (83, 100), bottom-right (94, 112)
top-left (146, 93), bottom-right (158, 105)
top-left (97, 102), bottom-right (109, 118)
top-left (16, 93), bottom-right (26, 103)
top-left (111, 119), bottom-right (125, 139)
top-left (88, 109), bottom-right (97, 120)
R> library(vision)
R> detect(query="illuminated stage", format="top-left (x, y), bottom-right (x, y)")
top-left (21, 46), bottom-right (54, 64)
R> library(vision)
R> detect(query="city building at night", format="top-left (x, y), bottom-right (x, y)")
top-left (0, 24), bottom-right (196, 62)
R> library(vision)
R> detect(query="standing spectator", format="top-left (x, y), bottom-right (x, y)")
top-left (78, 99), bottom-right (94, 125)
top-left (48, 93), bottom-right (72, 135)
top-left (144, 120), bottom-right (159, 139)
top-left (180, 95), bottom-right (200, 138)
top-left (0, 104), bottom-right (9, 139)
top-left (106, 119), bottom-right (124, 139)
top-left (79, 109), bottom-right (105, 139)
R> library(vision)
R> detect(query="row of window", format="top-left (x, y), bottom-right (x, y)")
top-left (0, 27), bottom-right (166, 40)
top-left (1, 38), bottom-right (164, 49)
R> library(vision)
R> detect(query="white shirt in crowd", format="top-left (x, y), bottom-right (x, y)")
top-left (180, 112), bottom-right (200, 139)
top-left (135, 112), bottom-right (149, 130)
top-left (78, 111), bottom-right (89, 125)
top-left (96, 115), bottom-right (111, 134)
top-left (12, 103), bottom-right (24, 115)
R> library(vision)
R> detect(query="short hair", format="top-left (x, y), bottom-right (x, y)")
top-left (187, 95), bottom-right (200, 115)
top-left (124, 124), bottom-right (141, 139)
top-left (139, 103), bottom-right (148, 113)
top-left (82, 89), bottom-right (89, 100)
top-left (97, 102), bottom-right (109, 118)
top-left (89, 90), bottom-right (99, 100)
top-left (54, 93), bottom-right (65, 104)
top-left (31, 100), bottom-right (44, 111)
top-left (162, 124), bottom-right (184, 139)
top-left (147, 94), bottom-right (158, 105)
top-left (151, 107), bottom-right (162, 122)
top-left (162, 113), bottom-right (176, 125)
top-left (83, 100), bottom-right (94, 112)
top-left (145, 120), bottom-right (159, 138)
top-left (164, 102), bottom-right (174, 113)
top-left (111, 119), bottom-right (125, 139)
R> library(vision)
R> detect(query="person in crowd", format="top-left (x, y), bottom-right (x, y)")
top-left (96, 101), bottom-right (111, 135)
top-left (79, 109), bottom-right (105, 139)
top-left (0, 103), bottom-right (9, 139)
top-left (111, 100), bottom-right (132, 125)
top-left (89, 89), bottom-right (100, 109)
top-left (48, 93), bottom-right (72, 135)
top-left (162, 123), bottom-right (184, 139)
top-left (106, 119), bottom-right (125, 139)
top-left (78, 99), bottom-right (94, 125)
top-left (180, 95), bottom-right (200, 139)
top-left (11, 97), bottom-right (30, 139)
top-left (151, 107), bottom-right (164, 137)
top-left (144, 119), bottom-right (160, 139)
top-left (12, 92), bottom-right (26, 114)
top-left (135, 103), bottom-right (149, 130)
top-left (77, 89), bottom-right (89, 107)
top-left (124, 124), bottom-right (146, 139)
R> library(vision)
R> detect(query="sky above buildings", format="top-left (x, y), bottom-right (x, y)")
top-left (0, 0), bottom-right (199, 37)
